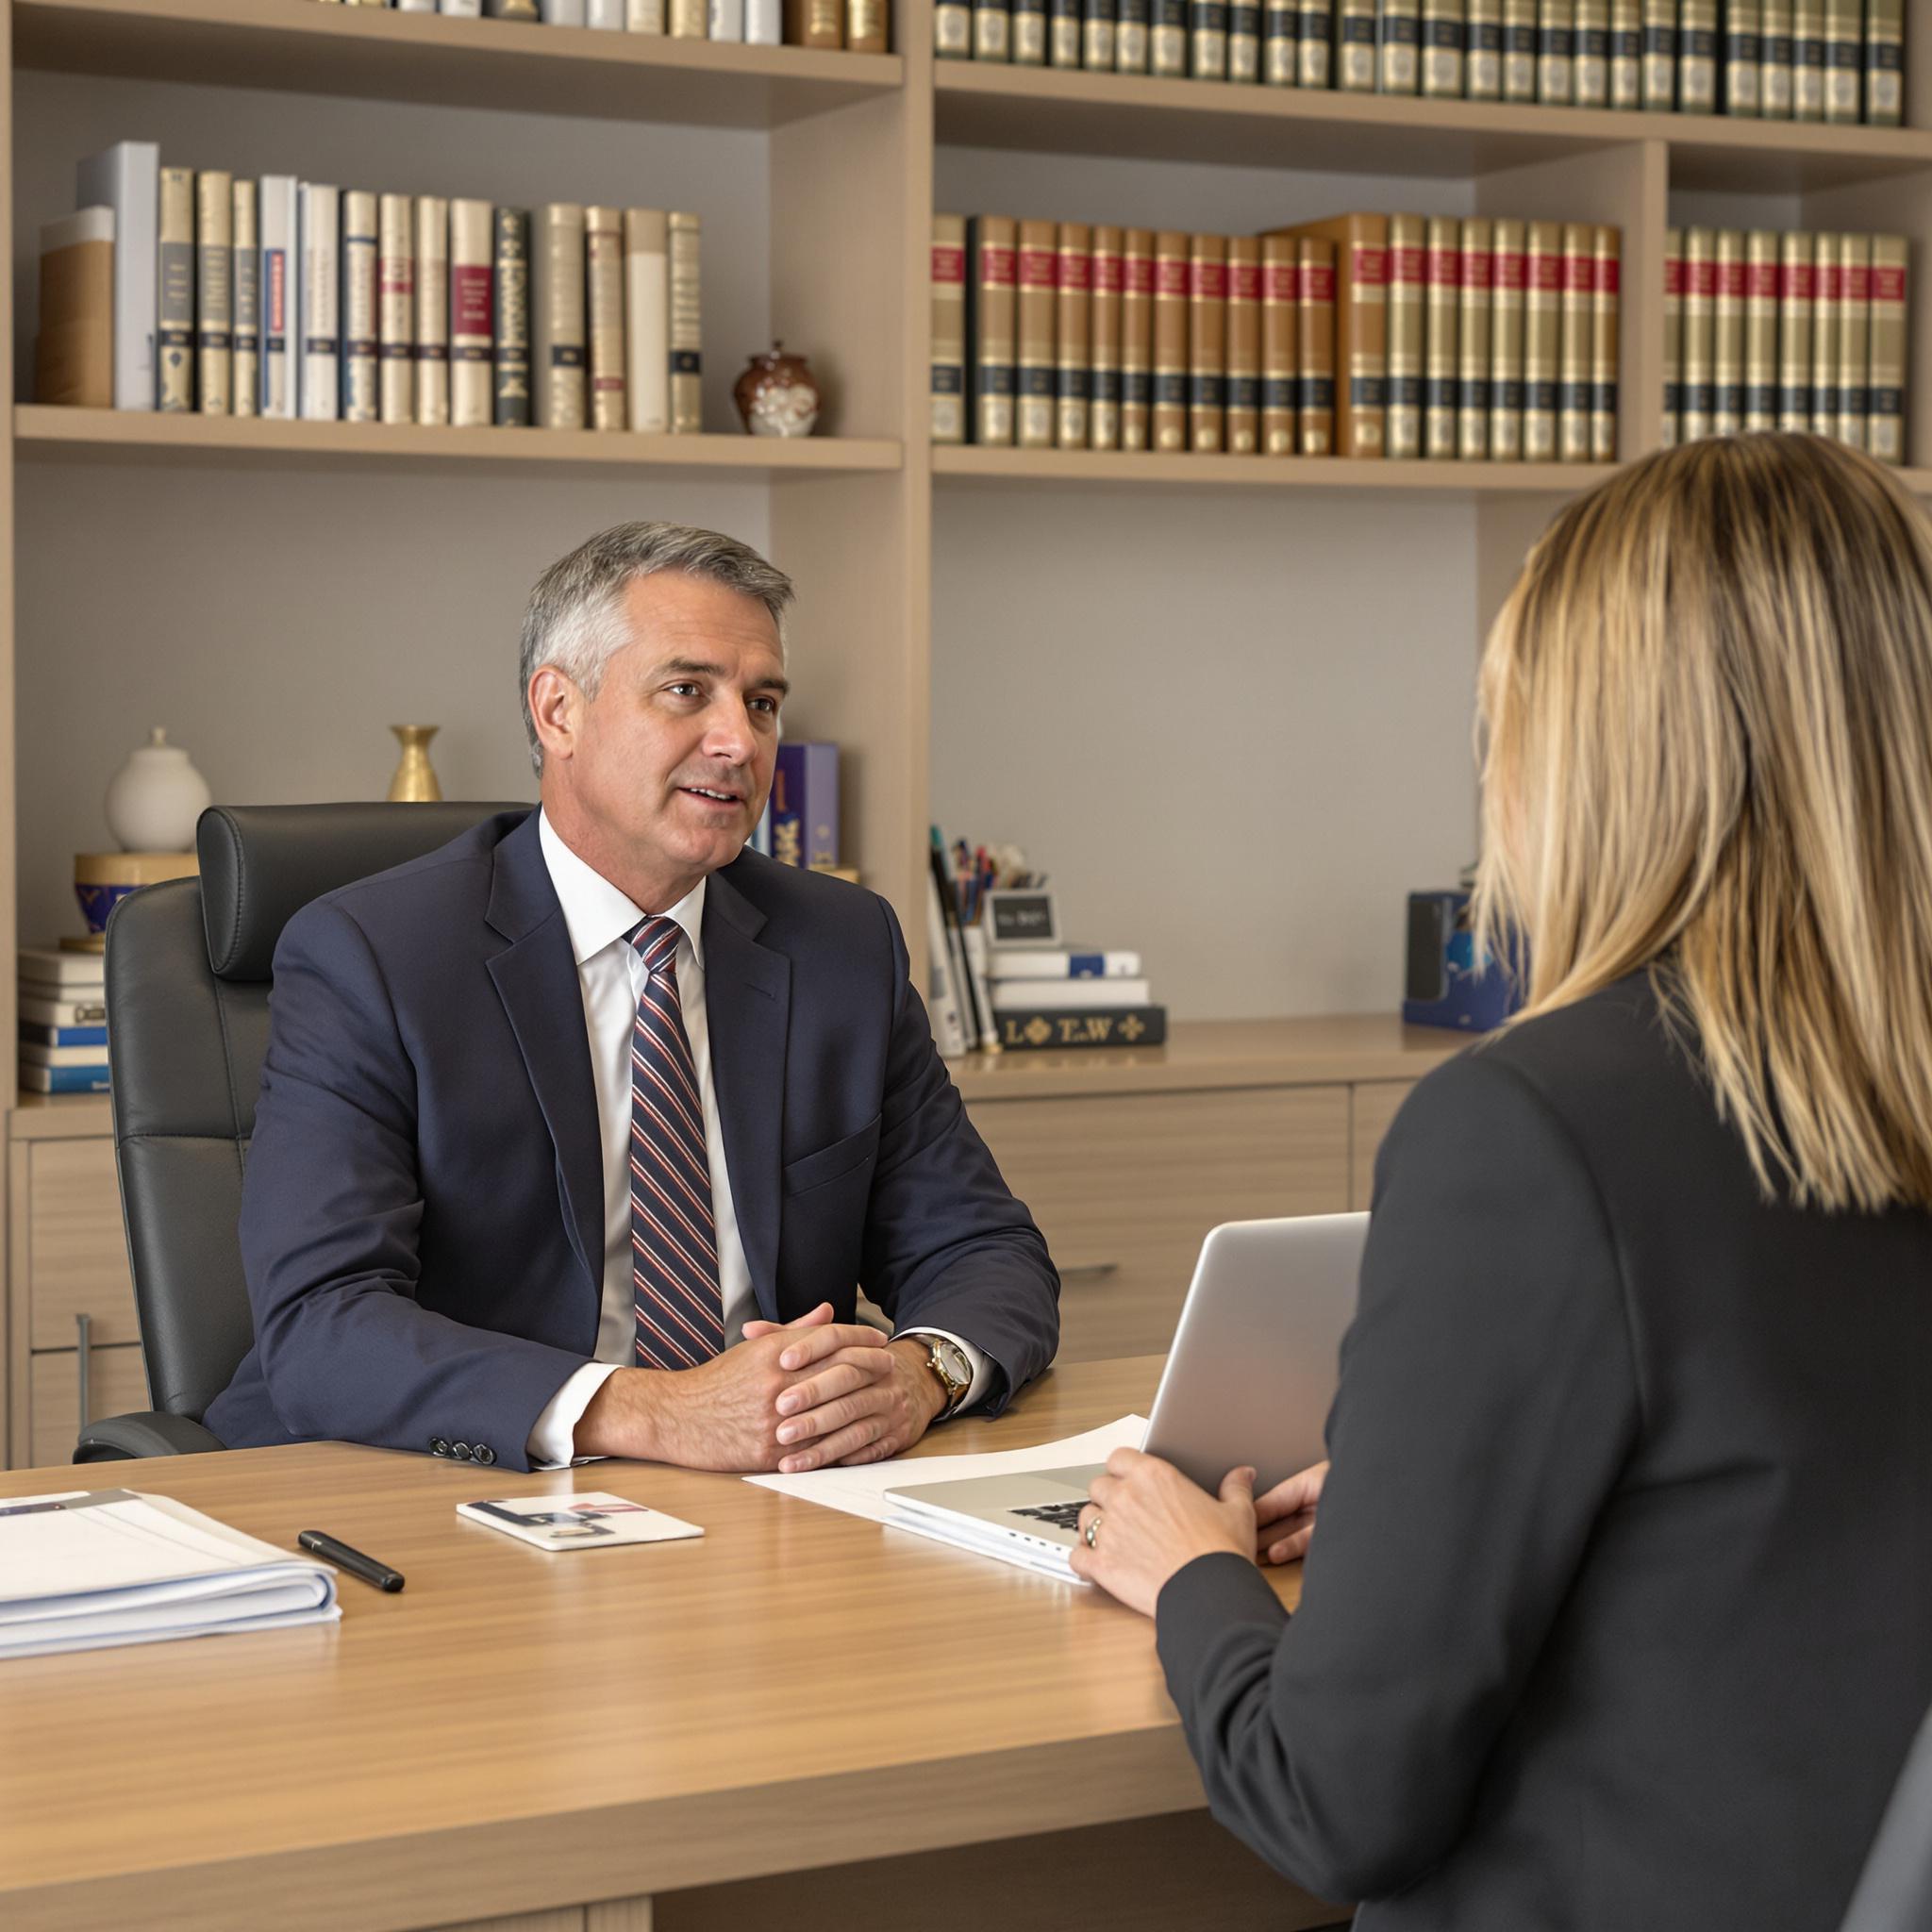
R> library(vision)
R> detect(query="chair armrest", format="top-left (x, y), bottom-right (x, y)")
top-left (74, 1411), bottom-right (226, 1461)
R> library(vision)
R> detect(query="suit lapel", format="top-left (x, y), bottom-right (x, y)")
top-left (484, 813), bottom-right (606, 1306)
top-left (703, 867), bottom-right (791, 1318)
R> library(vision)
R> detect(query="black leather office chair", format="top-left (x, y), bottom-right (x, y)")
top-left (76, 801), bottom-right (525, 1461)
top-left (1840, 1702), bottom-right (1932, 1932)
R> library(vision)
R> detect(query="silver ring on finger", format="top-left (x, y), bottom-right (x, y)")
top-left (1084, 1510), bottom-right (1101, 1549)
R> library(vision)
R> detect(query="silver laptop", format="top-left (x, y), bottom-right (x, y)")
top-left (885, 1211), bottom-right (1368, 1565)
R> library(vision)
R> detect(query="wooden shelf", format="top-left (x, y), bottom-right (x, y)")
top-left (13, 0), bottom-right (904, 125)
top-left (15, 407), bottom-right (904, 479)
top-left (935, 62), bottom-right (1932, 192)
top-left (934, 442), bottom-right (1616, 495)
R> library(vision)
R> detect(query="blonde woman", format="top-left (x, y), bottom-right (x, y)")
top-left (1073, 434), bottom-right (1932, 1929)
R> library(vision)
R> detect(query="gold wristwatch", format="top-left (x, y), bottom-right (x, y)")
top-left (919, 1336), bottom-right (974, 1418)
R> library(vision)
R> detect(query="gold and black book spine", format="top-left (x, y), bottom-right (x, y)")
top-left (1298, 236), bottom-right (1337, 456)
top-left (672, 0), bottom-right (708, 31)
top-left (492, 206), bottom-right (532, 429)
top-left (1152, 0), bottom-right (1188, 71)
top-left (376, 192), bottom-right (413, 427)
top-left (1228, 0), bottom-right (1261, 79)
top-left (1379, 0), bottom-right (1422, 92)
top-left (341, 188), bottom-right (378, 425)
top-left (1091, 225), bottom-right (1124, 450)
top-left (1339, 213), bottom-right (1389, 458)
top-left (1524, 218), bottom-right (1562, 459)
top-left (1823, 0), bottom-right (1861, 123)
top-left (1538, 0), bottom-right (1574, 102)
top-left (1049, 0), bottom-right (1080, 63)
top-left (1264, 0), bottom-right (1297, 80)
top-left (231, 180), bottom-right (258, 420)
top-left (970, 215), bottom-right (1019, 447)
top-left (1609, 0), bottom-right (1641, 104)
top-left (1261, 234), bottom-right (1299, 455)
top-left (1085, 0), bottom-right (1117, 70)
top-left (1458, 217), bottom-right (1492, 459)
top-left (1012, 0), bottom-right (1048, 58)
top-left (974, 0), bottom-right (1012, 57)
top-left (1812, 232), bottom-right (1842, 436)
top-left (534, 202), bottom-right (586, 430)
top-left (1056, 222), bottom-right (1091, 450)
top-left (1121, 228), bottom-right (1155, 450)
top-left (1388, 213), bottom-right (1426, 460)
top-left (1152, 229), bottom-right (1190, 451)
top-left (1676, 0), bottom-right (1717, 110)
top-left (936, 0), bottom-right (973, 56)
top-left (1681, 224), bottom-right (1715, 441)
top-left (1297, 0), bottom-right (1334, 82)
top-left (1776, 229), bottom-right (1814, 430)
top-left (1225, 236), bottom-right (1261, 451)
top-left (1188, 232), bottom-right (1227, 452)
top-left (1760, 0), bottom-right (1794, 115)
top-left (586, 206), bottom-right (626, 433)
top-left (782, 0), bottom-right (841, 40)
top-left (1712, 227), bottom-right (1744, 434)
top-left (1865, 0), bottom-right (1904, 125)
top-left (1641, 0), bottom-right (1675, 106)
top-left (1591, 225), bottom-right (1619, 459)
top-left (486, 0), bottom-right (540, 14)
top-left (1491, 218), bottom-right (1526, 459)
top-left (1017, 219), bottom-right (1058, 449)
top-left (1337, 0), bottom-right (1378, 89)
top-left (1660, 224), bottom-right (1682, 445)
top-left (194, 171), bottom-right (232, 416)
top-left (1503, 0), bottom-right (1538, 99)
top-left (848, 0), bottom-right (889, 49)
top-left (1574, 0), bottom-right (1609, 105)
top-left (1724, 0), bottom-right (1761, 113)
top-left (932, 212), bottom-right (967, 445)
top-left (1468, 0), bottom-right (1504, 94)
top-left (667, 209), bottom-right (702, 434)
top-left (1191, 0), bottom-right (1229, 77)
top-left (1117, 0), bottom-right (1151, 66)
top-left (1424, 216), bottom-right (1460, 459)
top-left (1422, 0), bottom-right (1466, 94)
top-left (1838, 230), bottom-right (1871, 449)
top-left (1868, 234), bottom-right (1907, 464)
top-left (1793, 0), bottom-right (1825, 118)
top-left (1743, 228), bottom-right (1778, 431)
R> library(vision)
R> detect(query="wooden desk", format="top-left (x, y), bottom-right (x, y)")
top-left (0, 1357), bottom-right (1341, 1932)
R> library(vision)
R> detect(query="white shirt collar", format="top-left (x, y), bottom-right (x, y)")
top-left (538, 808), bottom-right (707, 969)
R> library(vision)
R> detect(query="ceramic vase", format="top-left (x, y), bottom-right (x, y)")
top-left (103, 728), bottom-right (212, 852)
top-left (388, 725), bottom-right (443, 803)
top-left (733, 343), bottom-right (822, 437)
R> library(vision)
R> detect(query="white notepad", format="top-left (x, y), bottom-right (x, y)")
top-left (0, 1489), bottom-right (340, 1660)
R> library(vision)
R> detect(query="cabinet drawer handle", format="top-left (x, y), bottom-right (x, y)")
top-left (1058, 1262), bottom-right (1120, 1283)
top-left (75, 1312), bottom-right (92, 1430)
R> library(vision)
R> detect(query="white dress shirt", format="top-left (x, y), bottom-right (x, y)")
top-left (526, 812), bottom-right (990, 1468)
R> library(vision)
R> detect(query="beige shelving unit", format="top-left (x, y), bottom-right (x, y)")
top-left (4, 0), bottom-right (1930, 1455)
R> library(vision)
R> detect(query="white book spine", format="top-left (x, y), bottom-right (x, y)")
top-left (745, 0), bottom-right (780, 37)
top-left (377, 192), bottom-right (415, 426)
top-left (924, 876), bottom-right (969, 1058)
top-left (439, 0), bottom-right (483, 12)
top-left (395, 0), bottom-right (439, 9)
top-left (341, 190), bottom-right (379, 424)
top-left (414, 195), bottom-right (450, 427)
top-left (625, 209), bottom-right (670, 432)
top-left (75, 142), bottom-right (158, 410)
top-left (540, 0), bottom-right (587, 17)
top-left (231, 178), bottom-right (259, 419)
top-left (708, 0), bottom-right (744, 33)
top-left (299, 185), bottom-right (341, 422)
top-left (258, 175), bottom-right (299, 418)
top-left (668, 210), bottom-right (702, 434)
top-left (588, 0), bottom-right (625, 22)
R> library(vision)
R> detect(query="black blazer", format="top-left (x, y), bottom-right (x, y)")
top-left (1156, 972), bottom-right (1932, 1931)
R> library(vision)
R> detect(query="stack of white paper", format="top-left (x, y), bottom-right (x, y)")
top-left (0, 1489), bottom-right (341, 1660)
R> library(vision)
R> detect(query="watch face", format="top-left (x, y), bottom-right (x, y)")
top-left (934, 1340), bottom-right (971, 1391)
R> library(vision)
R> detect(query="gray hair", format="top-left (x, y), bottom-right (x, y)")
top-left (518, 522), bottom-right (794, 774)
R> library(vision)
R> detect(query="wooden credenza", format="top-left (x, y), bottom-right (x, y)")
top-left (2, 1017), bottom-right (1466, 1466)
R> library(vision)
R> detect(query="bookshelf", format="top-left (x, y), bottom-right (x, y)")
top-left (5, 0), bottom-right (1932, 1453)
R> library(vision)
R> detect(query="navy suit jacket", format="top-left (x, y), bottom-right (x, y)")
top-left (205, 809), bottom-right (1058, 1470)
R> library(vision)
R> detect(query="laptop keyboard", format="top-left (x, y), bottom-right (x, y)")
top-left (1012, 1501), bottom-right (1086, 1531)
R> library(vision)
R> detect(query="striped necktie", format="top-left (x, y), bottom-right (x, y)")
top-left (626, 915), bottom-right (725, 1371)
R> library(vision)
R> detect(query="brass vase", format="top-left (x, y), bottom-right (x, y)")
top-left (387, 725), bottom-right (442, 803)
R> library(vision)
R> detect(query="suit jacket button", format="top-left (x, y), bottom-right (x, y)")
top-left (453, 1442), bottom-right (474, 1461)
top-left (475, 1444), bottom-right (496, 1466)
top-left (431, 1438), bottom-right (451, 1457)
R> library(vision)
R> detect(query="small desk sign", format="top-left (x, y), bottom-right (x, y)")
top-left (985, 890), bottom-right (1058, 948)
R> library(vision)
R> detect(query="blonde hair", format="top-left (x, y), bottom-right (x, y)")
top-left (1473, 432), bottom-right (1932, 1213)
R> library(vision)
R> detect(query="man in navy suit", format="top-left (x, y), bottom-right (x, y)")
top-left (204, 523), bottom-right (1058, 1474)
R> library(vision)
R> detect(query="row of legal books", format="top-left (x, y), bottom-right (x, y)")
top-left (935, 0), bottom-right (1904, 125)
top-left (303, 0), bottom-right (888, 47)
top-left (20, 948), bottom-right (108, 1095)
top-left (37, 143), bottom-right (703, 432)
top-left (1659, 227), bottom-right (1907, 459)
top-left (932, 212), bottom-right (1620, 462)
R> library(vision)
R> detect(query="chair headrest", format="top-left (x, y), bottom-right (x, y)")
top-left (196, 802), bottom-right (530, 981)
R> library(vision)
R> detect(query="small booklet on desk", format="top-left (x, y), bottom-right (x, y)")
top-left (0, 1489), bottom-right (340, 1660)
top-left (458, 1492), bottom-right (704, 1552)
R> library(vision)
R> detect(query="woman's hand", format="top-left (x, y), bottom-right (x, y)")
top-left (1254, 1460), bottom-right (1328, 1566)
top-left (1069, 1446), bottom-right (1258, 1618)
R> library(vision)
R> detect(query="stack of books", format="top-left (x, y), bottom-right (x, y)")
top-left (1661, 227), bottom-right (1908, 461)
top-left (935, 0), bottom-right (1903, 127)
top-left (986, 945), bottom-right (1165, 1052)
top-left (934, 210), bottom-right (1620, 462)
top-left (20, 946), bottom-right (109, 1095)
top-left (303, 0), bottom-right (887, 49)
top-left (42, 143), bottom-right (706, 432)
top-left (748, 741), bottom-right (844, 871)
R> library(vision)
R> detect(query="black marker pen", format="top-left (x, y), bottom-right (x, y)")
top-left (298, 1529), bottom-right (406, 1592)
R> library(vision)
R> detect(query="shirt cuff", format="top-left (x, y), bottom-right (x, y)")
top-left (526, 1362), bottom-right (622, 1470)
top-left (895, 1326), bottom-right (992, 1414)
